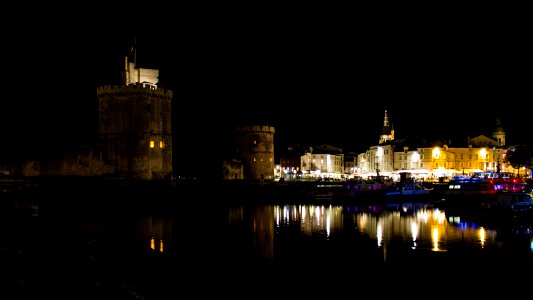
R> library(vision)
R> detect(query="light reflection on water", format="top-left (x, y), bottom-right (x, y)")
top-left (226, 204), bottom-right (505, 261)
top-left (5, 195), bottom-right (533, 298)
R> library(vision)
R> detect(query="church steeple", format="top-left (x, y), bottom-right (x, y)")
top-left (379, 109), bottom-right (394, 144)
top-left (492, 118), bottom-right (506, 147)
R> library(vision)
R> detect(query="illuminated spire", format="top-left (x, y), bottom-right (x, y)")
top-left (379, 109), bottom-right (393, 144)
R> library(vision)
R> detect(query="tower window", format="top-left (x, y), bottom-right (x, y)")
top-left (150, 141), bottom-right (155, 148)
top-left (160, 141), bottom-right (163, 148)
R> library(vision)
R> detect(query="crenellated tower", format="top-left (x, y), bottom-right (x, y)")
top-left (234, 125), bottom-right (275, 180)
top-left (96, 56), bottom-right (173, 180)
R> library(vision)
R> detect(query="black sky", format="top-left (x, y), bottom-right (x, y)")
top-left (2, 9), bottom-right (532, 178)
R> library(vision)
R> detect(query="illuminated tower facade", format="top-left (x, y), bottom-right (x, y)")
top-left (492, 118), bottom-right (506, 147)
top-left (234, 125), bottom-right (275, 180)
top-left (96, 56), bottom-right (173, 180)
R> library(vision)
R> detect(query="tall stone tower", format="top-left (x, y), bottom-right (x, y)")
top-left (96, 56), bottom-right (173, 180)
top-left (234, 125), bottom-right (275, 180)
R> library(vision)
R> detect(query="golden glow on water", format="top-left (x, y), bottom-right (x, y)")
top-left (224, 204), bottom-right (513, 260)
top-left (479, 227), bottom-right (486, 248)
top-left (358, 213), bottom-right (368, 232)
top-left (432, 226), bottom-right (441, 251)
top-left (435, 209), bottom-right (446, 224)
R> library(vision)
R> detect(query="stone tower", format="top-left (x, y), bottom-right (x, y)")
top-left (96, 56), bottom-right (173, 180)
top-left (234, 125), bottom-right (275, 180)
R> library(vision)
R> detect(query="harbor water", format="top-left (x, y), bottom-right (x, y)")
top-left (1, 180), bottom-right (532, 299)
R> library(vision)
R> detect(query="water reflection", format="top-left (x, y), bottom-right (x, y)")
top-left (5, 193), bottom-right (533, 298)
top-left (224, 203), bottom-right (525, 264)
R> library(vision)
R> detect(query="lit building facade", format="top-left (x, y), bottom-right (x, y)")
top-left (355, 110), bottom-right (517, 181)
top-left (301, 144), bottom-right (344, 179)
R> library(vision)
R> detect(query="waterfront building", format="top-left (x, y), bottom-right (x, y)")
top-left (300, 144), bottom-right (344, 179)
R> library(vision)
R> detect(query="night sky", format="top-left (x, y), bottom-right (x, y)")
top-left (2, 10), bottom-right (532, 179)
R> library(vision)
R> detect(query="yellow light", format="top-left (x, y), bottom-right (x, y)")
top-left (479, 148), bottom-right (487, 159)
top-left (160, 141), bottom-right (163, 148)
top-left (150, 237), bottom-right (155, 250)
top-left (160, 239), bottom-right (164, 252)
top-left (432, 147), bottom-right (440, 159)
top-left (432, 226), bottom-right (440, 251)
top-left (479, 227), bottom-right (486, 248)
top-left (150, 141), bottom-right (155, 148)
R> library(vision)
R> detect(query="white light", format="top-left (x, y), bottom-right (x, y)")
top-left (377, 147), bottom-right (383, 157)
top-left (411, 152), bottom-right (420, 162)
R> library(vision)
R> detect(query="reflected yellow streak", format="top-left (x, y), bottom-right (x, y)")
top-left (479, 227), bottom-right (486, 248)
top-left (432, 227), bottom-right (440, 251)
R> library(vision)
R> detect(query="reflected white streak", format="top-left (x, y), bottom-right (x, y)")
top-left (326, 212), bottom-right (331, 237)
top-left (411, 221), bottom-right (418, 242)
top-left (377, 222), bottom-right (382, 247)
top-left (276, 206), bottom-right (280, 226)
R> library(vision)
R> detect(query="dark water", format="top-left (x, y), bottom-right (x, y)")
top-left (2, 183), bottom-right (533, 298)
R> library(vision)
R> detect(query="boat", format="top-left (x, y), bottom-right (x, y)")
top-left (442, 171), bottom-right (532, 212)
top-left (445, 171), bottom-right (528, 196)
top-left (385, 182), bottom-right (433, 201)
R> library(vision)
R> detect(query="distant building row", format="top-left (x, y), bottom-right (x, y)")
top-left (224, 110), bottom-right (529, 181)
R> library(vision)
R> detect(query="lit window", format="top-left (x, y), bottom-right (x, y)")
top-left (269, 157), bottom-right (273, 162)
top-left (253, 140), bottom-right (257, 144)
top-left (160, 141), bottom-right (163, 148)
top-left (150, 141), bottom-right (155, 148)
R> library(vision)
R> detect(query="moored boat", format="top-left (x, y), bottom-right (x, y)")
top-left (442, 171), bottom-right (532, 212)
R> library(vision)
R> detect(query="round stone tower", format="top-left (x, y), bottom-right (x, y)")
top-left (234, 125), bottom-right (275, 180)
